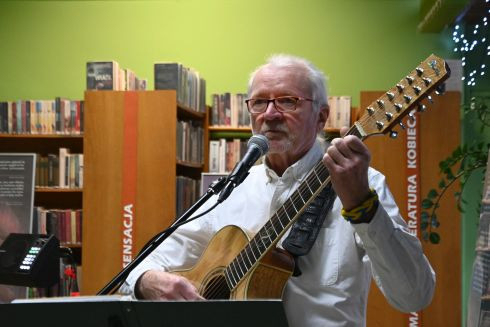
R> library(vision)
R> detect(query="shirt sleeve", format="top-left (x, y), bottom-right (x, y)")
top-left (351, 169), bottom-right (436, 312)
top-left (119, 211), bottom-right (215, 298)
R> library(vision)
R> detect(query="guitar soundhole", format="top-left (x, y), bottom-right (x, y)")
top-left (202, 274), bottom-right (230, 299)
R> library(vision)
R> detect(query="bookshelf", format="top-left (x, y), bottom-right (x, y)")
top-left (81, 90), bottom-right (207, 294)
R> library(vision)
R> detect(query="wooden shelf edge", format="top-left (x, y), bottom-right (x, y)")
top-left (176, 160), bottom-right (204, 169)
top-left (35, 187), bottom-right (83, 193)
top-left (61, 243), bottom-right (82, 248)
top-left (177, 103), bottom-right (206, 120)
top-left (209, 126), bottom-right (251, 132)
top-left (208, 126), bottom-right (341, 134)
top-left (0, 134), bottom-right (83, 139)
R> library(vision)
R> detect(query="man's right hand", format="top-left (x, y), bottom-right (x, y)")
top-left (136, 270), bottom-right (204, 300)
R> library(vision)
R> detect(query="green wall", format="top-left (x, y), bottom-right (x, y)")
top-left (0, 0), bottom-right (452, 106)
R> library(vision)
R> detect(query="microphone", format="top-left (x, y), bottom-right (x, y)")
top-left (217, 134), bottom-right (269, 203)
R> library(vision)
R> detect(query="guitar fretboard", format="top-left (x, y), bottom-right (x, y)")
top-left (223, 126), bottom-right (362, 290)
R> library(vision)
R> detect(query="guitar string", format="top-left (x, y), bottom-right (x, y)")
top-left (201, 126), bottom-right (360, 299)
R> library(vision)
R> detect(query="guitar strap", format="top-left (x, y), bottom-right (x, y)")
top-left (282, 182), bottom-right (336, 276)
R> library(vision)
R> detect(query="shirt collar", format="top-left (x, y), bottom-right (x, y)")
top-left (264, 140), bottom-right (325, 184)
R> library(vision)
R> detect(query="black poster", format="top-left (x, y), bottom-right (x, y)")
top-left (0, 153), bottom-right (36, 302)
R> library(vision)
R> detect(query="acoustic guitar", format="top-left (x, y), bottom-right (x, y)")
top-left (173, 54), bottom-right (450, 300)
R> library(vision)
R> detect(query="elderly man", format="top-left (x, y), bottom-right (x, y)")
top-left (122, 54), bottom-right (435, 326)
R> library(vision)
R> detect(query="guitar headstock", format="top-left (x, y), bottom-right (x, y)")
top-left (355, 54), bottom-right (451, 138)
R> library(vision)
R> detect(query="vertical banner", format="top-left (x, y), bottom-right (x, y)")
top-left (405, 112), bottom-right (422, 325)
top-left (121, 92), bottom-right (138, 268)
top-left (0, 153), bottom-right (35, 301)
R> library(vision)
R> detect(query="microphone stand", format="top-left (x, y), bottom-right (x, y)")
top-left (97, 177), bottom-right (227, 295)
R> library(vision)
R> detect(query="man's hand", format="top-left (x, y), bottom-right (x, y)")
top-left (323, 127), bottom-right (371, 210)
top-left (136, 270), bottom-right (204, 300)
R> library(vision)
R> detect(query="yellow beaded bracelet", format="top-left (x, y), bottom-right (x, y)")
top-left (341, 189), bottom-right (379, 224)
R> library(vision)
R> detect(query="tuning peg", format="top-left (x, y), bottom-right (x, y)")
top-left (435, 83), bottom-right (446, 95)
top-left (385, 112), bottom-right (393, 121)
top-left (386, 92), bottom-right (395, 101)
top-left (416, 67), bottom-right (424, 76)
top-left (403, 95), bottom-right (412, 103)
top-left (376, 99), bottom-right (385, 108)
top-left (427, 95), bottom-right (433, 104)
top-left (417, 103), bottom-right (427, 112)
top-left (367, 106), bottom-right (375, 115)
top-left (396, 84), bottom-right (404, 92)
top-left (413, 86), bottom-right (422, 95)
top-left (399, 122), bottom-right (406, 129)
top-left (376, 121), bottom-right (384, 130)
top-left (406, 76), bottom-right (415, 84)
top-left (422, 77), bottom-right (432, 86)
top-left (389, 130), bottom-right (398, 139)
top-left (408, 113), bottom-right (415, 121)
top-left (394, 103), bottom-right (403, 112)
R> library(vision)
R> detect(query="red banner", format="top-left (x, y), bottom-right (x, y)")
top-left (121, 92), bottom-right (138, 268)
top-left (405, 112), bottom-right (422, 325)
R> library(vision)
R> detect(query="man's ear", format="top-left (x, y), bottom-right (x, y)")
top-left (317, 104), bottom-right (329, 132)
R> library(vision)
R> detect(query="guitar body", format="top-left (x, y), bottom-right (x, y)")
top-left (172, 225), bottom-right (294, 300)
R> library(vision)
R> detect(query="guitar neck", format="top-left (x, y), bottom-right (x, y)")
top-left (223, 156), bottom-right (331, 289)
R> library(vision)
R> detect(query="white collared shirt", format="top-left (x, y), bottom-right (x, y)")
top-left (121, 141), bottom-right (435, 327)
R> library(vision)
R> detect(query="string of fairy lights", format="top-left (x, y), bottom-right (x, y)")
top-left (452, 1), bottom-right (490, 87)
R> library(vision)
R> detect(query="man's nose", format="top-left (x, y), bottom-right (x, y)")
top-left (263, 100), bottom-right (282, 119)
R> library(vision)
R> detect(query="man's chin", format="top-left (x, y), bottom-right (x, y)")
top-left (267, 141), bottom-right (291, 154)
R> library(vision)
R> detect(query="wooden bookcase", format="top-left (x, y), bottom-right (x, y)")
top-left (362, 91), bottom-right (461, 326)
top-left (81, 90), bottom-right (207, 294)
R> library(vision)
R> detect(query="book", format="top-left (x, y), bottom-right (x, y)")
top-left (59, 148), bottom-right (70, 188)
top-left (86, 61), bottom-right (120, 90)
top-left (209, 140), bottom-right (220, 173)
top-left (154, 62), bottom-right (206, 112)
top-left (154, 62), bottom-right (182, 101)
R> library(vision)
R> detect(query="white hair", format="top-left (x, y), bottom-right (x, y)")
top-left (247, 54), bottom-right (329, 113)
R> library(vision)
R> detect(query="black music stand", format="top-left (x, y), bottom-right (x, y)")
top-left (1, 298), bottom-right (289, 327)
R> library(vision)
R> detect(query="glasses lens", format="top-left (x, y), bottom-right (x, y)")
top-left (249, 99), bottom-right (268, 112)
top-left (276, 97), bottom-right (298, 112)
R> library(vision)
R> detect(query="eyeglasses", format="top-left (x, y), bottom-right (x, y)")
top-left (245, 96), bottom-right (314, 114)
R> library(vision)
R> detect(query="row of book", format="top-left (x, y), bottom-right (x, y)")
top-left (87, 61), bottom-right (147, 91)
top-left (209, 138), bottom-right (248, 173)
top-left (176, 176), bottom-right (201, 217)
top-left (210, 93), bottom-right (250, 127)
top-left (32, 207), bottom-right (83, 245)
top-left (155, 62), bottom-right (206, 113)
top-left (177, 120), bottom-right (204, 165)
top-left (326, 96), bottom-right (351, 129)
top-left (35, 150), bottom-right (83, 188)
top-left (0, 99), bottom-right (83, 135)
top-left (87, 61), bottom-right (207, 113)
